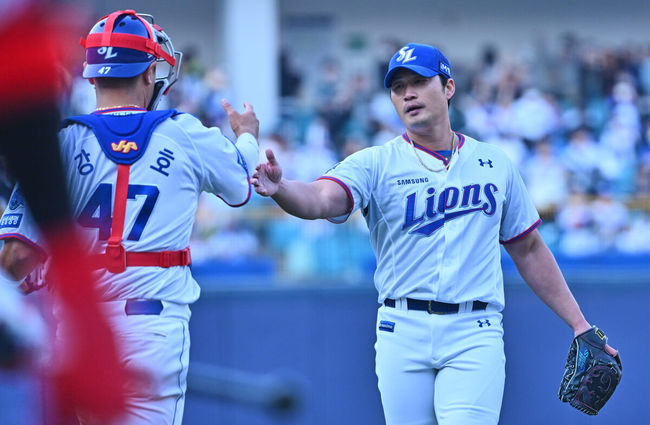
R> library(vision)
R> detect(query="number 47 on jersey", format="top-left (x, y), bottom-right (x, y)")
top-left (78, 183), bottom-right (159, 241)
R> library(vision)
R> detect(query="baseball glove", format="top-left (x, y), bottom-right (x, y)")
top-left (558, 326), bottom-right (622, 415)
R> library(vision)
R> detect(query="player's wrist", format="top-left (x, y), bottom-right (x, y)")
top-left (268, 182), bottom-right (283, 198)
top-left (234, 129), bottom-right (254, 139)
top-left (571, 321), bottom-right (591, 337)
top-left (269, 177), bottom-right (290, 198)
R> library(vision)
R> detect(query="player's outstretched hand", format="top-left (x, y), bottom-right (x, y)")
top-left (252, 149), bottom-right (283, 197)
top-left (222, 99), bottom-right (259, 139)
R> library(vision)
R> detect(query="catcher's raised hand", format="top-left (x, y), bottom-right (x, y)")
top-left (252, 148), bottom-right (283, 197)
top-left (222, 99), bottom-right (259, 139)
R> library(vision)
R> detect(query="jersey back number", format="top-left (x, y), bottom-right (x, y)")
top-left (78, 183), bottom-right (159, 241)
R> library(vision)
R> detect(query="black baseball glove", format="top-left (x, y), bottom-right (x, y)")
top-left (558, 326), bottom-right (622, 415)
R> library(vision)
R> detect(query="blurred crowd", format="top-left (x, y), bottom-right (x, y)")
top-left (4, 34), bottom-right (649, 281)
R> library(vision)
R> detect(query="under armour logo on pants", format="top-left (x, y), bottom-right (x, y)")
top-left (477, 319), bottom-right (491, 327)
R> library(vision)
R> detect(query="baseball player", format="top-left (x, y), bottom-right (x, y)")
top-left (253, 43), bottom-right (617, 424)
top-left (0, 1), bottom-right (133, 422)
top-left (1, 9), bottom-right (260, 425)
top-left (0, 186), bottom-right (47, 367)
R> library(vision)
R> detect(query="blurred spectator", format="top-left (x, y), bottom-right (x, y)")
top-left (201, 67), bottom-right (231, 128)
top-left (505, 87), bottom-right (560, 146)
top-left (615, 213), bottom-right (650, 254)
top-left (279, 48), bottom-right (303, 98)
top-left (522, 140), bottom-right (568, 218)
top-left (590, 193), bottom-right (630, 250)
top-left (342, 72), bottom-right (374, 144)
top-left (562, 127), bottom-right (602, 194)
top-left (636, 148), bottom-right (650, 196)
top-left (638, 45), bottom-right (650, 96)
top-left (311, 58), bottom-right (352, 157)
top-left (368, 91), bottom-right (402, 145)
top-left (598, 115), bottom-right (639, 193)
top-left (292, 125), bottom-right (338, 182)
top-left (555, 192), bottom-right (602, 257)
top-left (374, 38), bottom-right (403, 90)
top-left (170, 45), bottom-right (205, 116)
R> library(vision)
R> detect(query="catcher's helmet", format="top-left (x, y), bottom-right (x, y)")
top-left (81, 10), bottom-right (182, 110)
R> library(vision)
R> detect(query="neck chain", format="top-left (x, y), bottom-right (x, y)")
top-left (95, 104), bottom-right (143, 111)
top-left (408, 132), bottom-right (457, 173)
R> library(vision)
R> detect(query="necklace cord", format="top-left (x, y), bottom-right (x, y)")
top-left (408, 132), bottom-right (457, 173)
top-left (95, 104), bottom-right (143, 111)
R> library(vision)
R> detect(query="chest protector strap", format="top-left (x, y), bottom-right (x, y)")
top-left (63, 111), bottom-right (191, 273)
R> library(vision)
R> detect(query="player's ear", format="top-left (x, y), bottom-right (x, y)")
top-left (445, 78), bottom-right (455, 100)
top-left (144, 62), bottom-right (156, 86)
top-left (83, 62), bottom-right (96, 86)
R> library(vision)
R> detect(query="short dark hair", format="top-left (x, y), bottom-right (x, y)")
top-left (93, 76), bottom-right (140, 90)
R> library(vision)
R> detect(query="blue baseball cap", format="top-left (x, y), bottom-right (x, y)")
top-left (384, 43), bottom-right (452, 88)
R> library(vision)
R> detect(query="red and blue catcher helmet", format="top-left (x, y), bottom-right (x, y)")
top-left (81, 10), bottom-right (182, 110)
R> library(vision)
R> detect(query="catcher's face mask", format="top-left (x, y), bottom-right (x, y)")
top-left (81, 9), bottom-right (183, 110)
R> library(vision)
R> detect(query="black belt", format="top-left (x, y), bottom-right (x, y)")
top-left (384, 298), bottom-right (488, 315)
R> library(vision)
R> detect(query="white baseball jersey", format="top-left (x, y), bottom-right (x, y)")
top-left (65, 108), bottom-right (256, 304)
top-left (1, 108), bottom-right (257, 305)
top-left (321, 132), bottom-right (540, 310)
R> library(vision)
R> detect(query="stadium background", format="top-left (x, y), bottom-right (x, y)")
top-left (1, 0), bottom-right (649, 423)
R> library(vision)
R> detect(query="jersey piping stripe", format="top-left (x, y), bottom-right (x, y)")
top-left (171, 321), bottom-right (187, 425)
top-left (0, 234), bottom-right (48, 260)
top-left (402, 133), bottom-right (448, 165)
top-left (217, 139), bottom-right (253, 207)
top-left (217, 174), bottom-right (251, 207)
top-left (456, 132), bottom-right (465, 149)
top-left (499, 218), bottom-right (542, 244)
top-left (316, 176), bottom-right (354, 224)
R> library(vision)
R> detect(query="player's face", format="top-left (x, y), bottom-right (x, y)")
top-left (389, 70), bottom-right (453, 132)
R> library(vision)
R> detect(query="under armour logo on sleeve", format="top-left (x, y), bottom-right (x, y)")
top-left (477, 319), bottom-right (491, 327)
top-left (478, 159), bottom-right (493, 168)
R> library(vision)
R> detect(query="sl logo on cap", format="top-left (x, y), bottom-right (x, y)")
top-left (111, 140), bottom-right (138, 153)
top-left (396, 46), bottom-right (417, 64)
